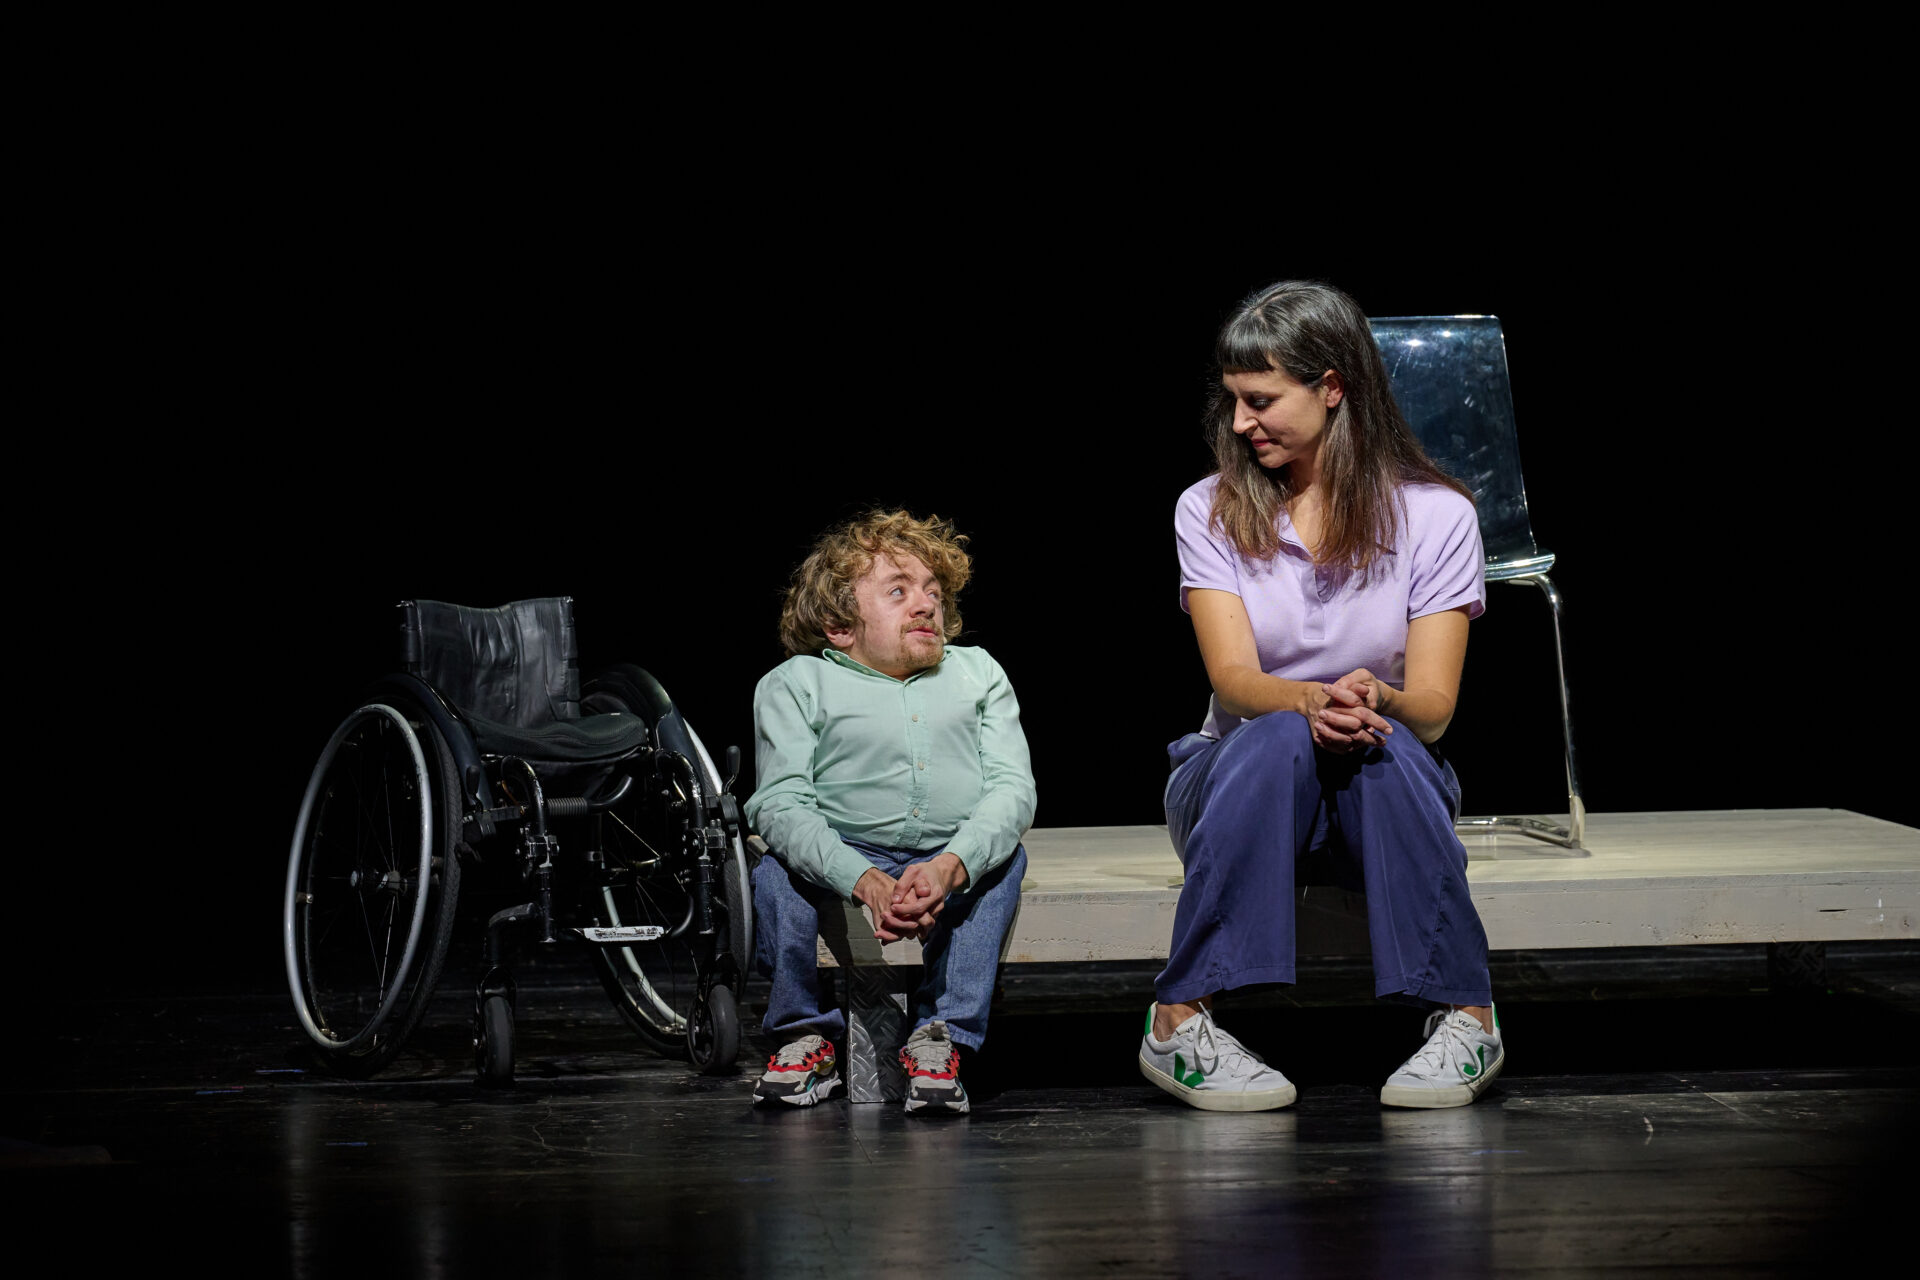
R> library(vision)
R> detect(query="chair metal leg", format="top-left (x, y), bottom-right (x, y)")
top-left (1534, 573), bottom-right (1587, 846)
top-left (1455, 572), bottom-right (1588, 853)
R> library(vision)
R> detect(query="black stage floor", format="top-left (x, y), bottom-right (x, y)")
top-left (8, 945), bottom-right (1917, 1277)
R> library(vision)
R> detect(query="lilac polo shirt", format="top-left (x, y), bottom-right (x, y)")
top-left (1176, 475), bottom-right (1486, 740)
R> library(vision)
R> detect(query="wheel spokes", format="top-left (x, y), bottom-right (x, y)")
top-left (297, 708), bottom-right (431, 1045)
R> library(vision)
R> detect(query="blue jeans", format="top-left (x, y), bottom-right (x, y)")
top-left (752, 836), bottom-right (1028, 1052)
top-left (1158, 712), bottom-right (1491, 1009)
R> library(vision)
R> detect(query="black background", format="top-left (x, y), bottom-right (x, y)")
top-left (43, 162), bottom-right (1909, 999)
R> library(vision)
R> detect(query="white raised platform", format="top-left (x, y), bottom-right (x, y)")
top-left (816, 809), bottom-right (1920, 966)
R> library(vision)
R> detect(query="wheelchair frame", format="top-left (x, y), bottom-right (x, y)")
top-left (283, 642), bottom-right (755, 1085)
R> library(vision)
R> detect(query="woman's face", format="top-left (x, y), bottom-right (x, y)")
top-left (1223, 367), bottom-right (1344, 473)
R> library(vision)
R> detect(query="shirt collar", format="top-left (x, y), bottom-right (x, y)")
top-left (819, 648), bottom-right (938, 683)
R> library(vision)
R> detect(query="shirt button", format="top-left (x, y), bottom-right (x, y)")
top-left (911, 714), bottom-right (919, 722)
top-left (911, 808), bottom-right (920, 817)
top-left (917, 761), bottom-right (926, 770)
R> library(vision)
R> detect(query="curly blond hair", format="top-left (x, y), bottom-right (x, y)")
top-left (778, 510), bottom-right (972, 659)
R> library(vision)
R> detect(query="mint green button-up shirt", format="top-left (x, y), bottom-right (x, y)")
top-left (744, 645), bottom-right (1038, 899)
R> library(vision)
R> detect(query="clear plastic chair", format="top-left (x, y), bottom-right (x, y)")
top-left (1369, 316), bottom-right (1586, 851)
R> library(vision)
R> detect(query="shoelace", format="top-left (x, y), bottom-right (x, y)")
top-left (1188, 1009), bottom-right (1261, 1076)
top-left (770, 1036), bottom-right (828, 1069)
top-left (1404, 1012), bottom-right (1476, 1074)
top-left (903, 1026), bottom-right (954, 1072)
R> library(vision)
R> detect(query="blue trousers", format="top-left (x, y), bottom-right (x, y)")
top-left (752, 837), bottom-right (1027, 1052)
top-left (1158, 711), bottom-right (1492, 1008)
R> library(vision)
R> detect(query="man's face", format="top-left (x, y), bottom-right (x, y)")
top-left (827, 552), bottom-right (946, 680)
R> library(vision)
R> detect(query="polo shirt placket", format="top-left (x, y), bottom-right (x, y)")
top-left (900, 673), bottom-right (931, 846)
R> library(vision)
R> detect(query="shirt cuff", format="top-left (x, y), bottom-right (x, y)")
top-left (822, 843), bottom-right (876, 900)
top-left (943, 838), bottom-right (996, 890)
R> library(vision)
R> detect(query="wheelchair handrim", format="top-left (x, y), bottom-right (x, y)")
top-left (283, 703), bottom-right (435, 1055)
top-left (685, 720), bottom-right (753, 970)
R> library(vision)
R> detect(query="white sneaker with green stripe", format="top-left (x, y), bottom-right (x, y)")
top-left (1380, 1006), bottom-right (1504, 1108)
top-left (1137, 1003), bottom-right (1296, 1112)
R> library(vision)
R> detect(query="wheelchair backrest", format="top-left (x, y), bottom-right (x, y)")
top-left (399, 598), bottom-right (581, 727)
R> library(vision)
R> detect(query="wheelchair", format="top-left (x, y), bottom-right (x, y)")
top-left (281, 597), bottom-right (755, 1083)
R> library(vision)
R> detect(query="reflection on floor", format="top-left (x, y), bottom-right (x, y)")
top-left (8, 944), bottom-right (1917, 1275)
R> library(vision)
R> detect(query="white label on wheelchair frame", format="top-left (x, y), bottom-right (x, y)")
top-left (579, 926), bottom-right (667, 943)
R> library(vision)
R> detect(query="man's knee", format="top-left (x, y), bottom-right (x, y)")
top-left (960, 844), bottom-right (1026, 903)
top-left (750, 848), bottom-right (787, 900)
top-left (752, 846), bottom-right (828, 916)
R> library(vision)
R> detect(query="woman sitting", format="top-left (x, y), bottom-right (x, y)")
top-left (1139, 280), bottom-right (1503, 1112)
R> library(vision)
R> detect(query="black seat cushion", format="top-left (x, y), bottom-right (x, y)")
top-left (462, 706), bottom-right (652, 763)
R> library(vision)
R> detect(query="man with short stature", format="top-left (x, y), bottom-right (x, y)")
top-left (745, 510), bottom-right (1036, 1115)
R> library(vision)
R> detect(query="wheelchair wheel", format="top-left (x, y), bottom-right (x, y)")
top-left (476, 993), bottom-right (514, 1086)
top-left (688, 982), bottom-right (740, 1074)
top-left (578, 742), bottom-right (753, 1063)
top-left (582, 803), bottom-right (752, 1060)
top-left (284, 700), bottom-right (462, 1076)
top-left (685, 720), bottom-right (757, 975)
top-left (582, 667), bottom-right (754, 969)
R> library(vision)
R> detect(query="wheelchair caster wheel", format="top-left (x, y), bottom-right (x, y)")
top-left (687, 983), bottom-right (739, 1074)
top-left (477, 994), bottom-right (515, 1086)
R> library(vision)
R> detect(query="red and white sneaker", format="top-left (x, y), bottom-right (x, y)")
top-left (900, 1020), bottom-right (969, 1115)
top-left (753, 1035), bottom-right (841, 1108)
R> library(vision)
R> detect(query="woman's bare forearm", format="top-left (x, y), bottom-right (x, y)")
top-left (1378, 608), bottom-right (1470, 744)
top-left (1211, 665), bottom-right (1318, 721)
top-left (1376, 684), bottom-right (1456, 743)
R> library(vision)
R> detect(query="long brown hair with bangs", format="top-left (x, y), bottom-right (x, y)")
top-left (778, 509), bottom-right (973, 659)
top-left (1208, 280), bottom-right (1470, 572)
